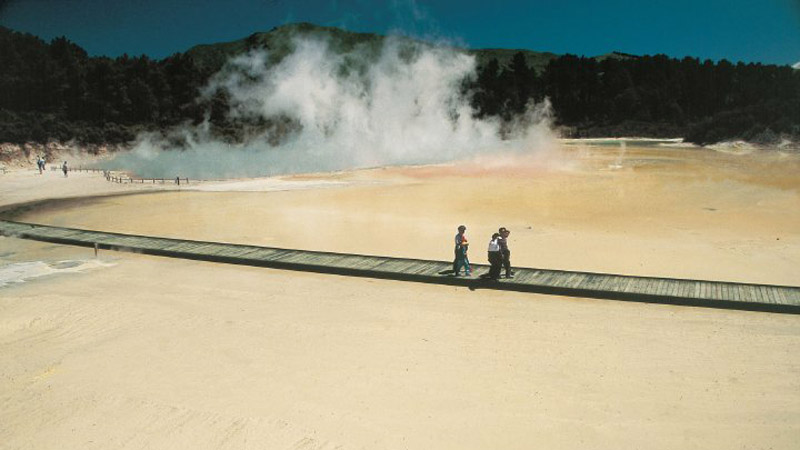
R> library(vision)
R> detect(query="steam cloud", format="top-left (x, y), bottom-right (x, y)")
top-left (108, 35), bottom-right (555, 178)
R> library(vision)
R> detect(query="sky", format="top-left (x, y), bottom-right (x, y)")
top-left (1, 0), bottom-right (798, 66)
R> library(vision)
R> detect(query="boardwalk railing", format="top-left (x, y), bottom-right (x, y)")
top-left (49, 166), bottom-right (105, 173)
top-left (105, 175), bottom-right (189, 185)
top-left (1, 219), bottom-right (798, 315)
top-left (47, 166), bottom-right (189, 185)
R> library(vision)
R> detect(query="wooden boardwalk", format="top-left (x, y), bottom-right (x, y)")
top-left (2, 219), bottom-right (799, 314)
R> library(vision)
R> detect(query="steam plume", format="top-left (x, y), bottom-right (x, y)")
top-left (107, 35), bottom-right (554, 178)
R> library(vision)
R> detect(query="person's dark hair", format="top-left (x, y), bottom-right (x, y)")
top-left (492, 232), bottom-right (500, 239)
top-left (458, 225), bottom-right (466, 231)
top-left (498, 227), bottom-right (507, 233)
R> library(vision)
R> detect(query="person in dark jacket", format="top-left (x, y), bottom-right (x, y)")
top-left (498, 227), bottom-right (513, 278)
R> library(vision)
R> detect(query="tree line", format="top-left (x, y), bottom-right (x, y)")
top-left (1, 26), bottom-right (798, 146)
top-left (469, 52), bottom-right (799, 144)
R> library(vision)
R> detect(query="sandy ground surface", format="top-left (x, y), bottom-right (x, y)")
top-left (1, 143), bottom-right (799, 449)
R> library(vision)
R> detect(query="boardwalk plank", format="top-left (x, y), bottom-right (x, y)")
top-left (763, 287), bottom-right (778, 304)
top-left (581, 274), bottom-right (607, 290)
top-left (770, 287), bottom-right (785, 305)
top-left (528, 270), bottom-right (552, 284)
top-left (686, 281), bottom-right (699, 299)
top-left (677, 280), bottom-right (692, 298)
top-left (653, 279), bottom-right (667, 297)
top-left (708, 282), bottom-right (718, 300)
top-left (649, 279), bottom-right (662, 296)
top-left (569, 273), bottom-right (592, 289)
top-left (663, 279), bottom-right (676, 297)
top-left (567, 272), bottom-right (590, 289)
top-left (222, 246), bottom-right (268, 258)
top-left (743, 285), bottom-right (760, 303)
top-left (716, 282), bottom-right (729, 301)
top-left (620, 277), bottom-right (641, 294)
top-left (551, 272), bottom-right (574, 288)
top-left (717, 282), bottom-right (728, 301)
top-left (776, 287), bottom-right (791, 304)
top-left (616, 276), bottom-right (634, 293)
top-left (653, 278), bottom-right (668, 297)
top-left (728, 283), bottom-right (740, 302)
top-left (528, 270), bottom-right (551, 284)
top-left (624, 277), bottom-right (647, 294)
top-left (371, 259), bottom-right (421, 273)
top-left (560, 273), bottom-right (585, 289)
top-left (235, 248), bottom-right (284, 260)
top-left (398, 261), bottom-right (432, 275)
top-left (753, 285), bottom-right (767, 304)
top-left (736, 285), bottom-right (751, 302)
top-left (661, 280), bottom-right (677, 298)
top-left (697, 282), bottom-right (709, 299)
top-left (599, 275), bottom-right (621, 292)
top-left (735, 285), bottom-right (747, 302)
top-left (719, 284), bottom-right (731, 302)
top-left (343, 256), bottom-right (390, 271)
top-left (709, 282), bottom-right (720, 300)
top-left (734, 284), bottom-right (748, 303)
top-left (35, 228), bottom-right (82, 239)
top-left (638, 278), bottom-right (655, 296)
top-left (511, 270), bottom-right (533, 283)
top-left (719, 283), bottom-right (730, 301)
top-left (760, 286), bottom-right (775, 304)
top-left (655, 280), bottom-right (669, 297)
top-left (592, 275), bottom-right (612, 292)
top-left (703, 282), bottom-right (714, 300)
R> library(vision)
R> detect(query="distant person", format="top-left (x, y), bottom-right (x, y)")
top-left (62, 161), bottom-right (68, 177)
top-left (36, 156), bottom-right (43, 174)
top-left (453, 225), bottom-right (471, 276)
top-left (484, 232), bottom-right (502, 280)
top-left (498, 227), bottom-right (513, 278)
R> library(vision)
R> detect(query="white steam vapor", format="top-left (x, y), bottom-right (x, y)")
top-left (108, 35), bottom-right (554, 178)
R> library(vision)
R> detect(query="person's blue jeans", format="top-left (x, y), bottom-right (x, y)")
top-left (454, 247), bottom-right (470, 275)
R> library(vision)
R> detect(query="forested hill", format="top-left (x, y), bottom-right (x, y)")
top-left (1, 23), bottom-right (798, 147)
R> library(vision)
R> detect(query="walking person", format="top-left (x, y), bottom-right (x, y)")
top-left (485, 232), bottom-right (503, 280)
top-left (36, 156), bottom-right (43, 174)
top-left (453, 225), bottom-right (471, 276)
top-left (498, 227), bottom-right (513, 278)
top-left (61, 161), bottom-right (68, 177)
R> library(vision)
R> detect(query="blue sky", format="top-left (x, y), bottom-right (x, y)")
top-left (1, 0), bottom-right (798, 65)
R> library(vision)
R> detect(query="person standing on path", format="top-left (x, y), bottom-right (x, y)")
top-left (62, 161), bottom-right (68, 177)
top-left (498, 227), bottom-right (513, 278)
top-left (453, 225), bottom-right (471, 276)
top-left (486, 232), bottom-right (502, 280)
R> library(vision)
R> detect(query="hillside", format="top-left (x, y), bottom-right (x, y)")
top-left (1, 22), bottom-right (798, 149)
top-left (186, 23), bottom-right (558, 76)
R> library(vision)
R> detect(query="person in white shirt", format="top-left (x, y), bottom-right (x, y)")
top-left (486, 232), bottom-right (502, 280)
